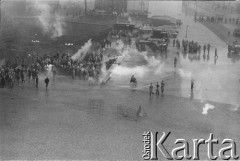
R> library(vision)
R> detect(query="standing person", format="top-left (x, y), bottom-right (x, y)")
top-left (44, 77), bottom-right (49, 89)
top-left (149, 83), bottom-right (154, 96)
top-left (191, 79), bottom-right (194, 91)
top-left (203, 44), bottom-right (206, 54)
top-left (174, 57), bottom-right (177, 68)
top-left (156, 82), bottom-right (160, 96)
top-left (207, 44), bottom-right (211, 54)
top-left (1, 75), bottom-right (5, 88)
top-left (28, 68), bottom-right (31, 81)
top-left (173, 39), bottom-right (176, 47)
top-left (20, 69), bottom-right (25, 83)
top-left (36, 75), bottom-right (39, 88)
top-left (161, 80), bottom-right (165, 94)
top-left (72, 67), bottom-right (75, 79)
top-left (214, 48), bottom-right (218, 58)
top-left (52, 67), bottom-right (56, 80)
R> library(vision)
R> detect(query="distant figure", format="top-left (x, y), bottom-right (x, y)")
top-left (173, 39), bottom-right (176, 47)
top-left (52, 67), bottom-right (56, 80)
top-left (44, 77), bottom-right (49, 89)
top-left (191, 79), bottom-right (194, 91)
top-left (130, 75), bottom-right (135, 83)
top-left (36, 75), bottom-right (39, 88)
top-left (156, 82), bottom-right (160, 96)
top-left (161, 80), bottom-right (165, 94)
top-left (174, 57), bottom-right (177, 68)
top-left (203, 44), bottom-right (206, 53)
top-left (214, 48), bottom-right (218, 58)
top-left (130, 75), bottom-right (137, 87)
top-left (207, 44), bottom-right (211, 54)
top-left (72, 68), bottom-right (75, 79)
top-left (149, 83), bottom-right (154, 96)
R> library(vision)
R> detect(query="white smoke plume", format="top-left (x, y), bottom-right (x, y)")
top-left (202, 103), bottom-right (215, 115)
top-left (110, 47), bottom-right (164, 78)
top-left (71, 39), bottom-right (92, 61)
top-left (178, 69), bottom-right (192, 79)
top-left (29, 0), bottom-right (64, 38)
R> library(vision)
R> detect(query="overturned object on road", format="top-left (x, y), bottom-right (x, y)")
top-left (117, 104), bottom-right (146, 121)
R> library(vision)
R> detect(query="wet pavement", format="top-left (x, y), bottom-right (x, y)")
top-left (1, 13), bottom-right (240, 160)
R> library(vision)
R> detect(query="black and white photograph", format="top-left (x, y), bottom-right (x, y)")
top-left (0, 0), bottom-right (240, 160)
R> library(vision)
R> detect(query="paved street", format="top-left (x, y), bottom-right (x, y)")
top-left (1, 6), bottom-right (240, 161)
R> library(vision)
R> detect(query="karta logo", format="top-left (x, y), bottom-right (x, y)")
top-left (142, 132), bottom-right (239, 160)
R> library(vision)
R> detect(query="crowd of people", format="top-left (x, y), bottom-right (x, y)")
top-left (197, 16), bottom-right (240, 25)
top-left (0, 37), bottom-right (119, 89)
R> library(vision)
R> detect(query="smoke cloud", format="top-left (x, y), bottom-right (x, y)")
top-left (178, 69), bottom-right (192, 79)
top-left (28, 0), bottom-right (64, 38)
top-left (71, 39), bottom-right (92, 61)
top-left (202, 103), bottom-right (215, 115)
top-left (108, 41), bottom-right (165, 78)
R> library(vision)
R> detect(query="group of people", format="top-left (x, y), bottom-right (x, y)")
top-left (181, 39), bottom-right (201, 53)
top-left (0, 27), bottom-right (129, 89)
top-left (149, 81), bottom-right (165, 96)
top-left (172, 39), bottom-right (181, 49)
top-left (149, 79), bottom-right (195, 97)
top-left (197, 16), bottom-right (240, 25)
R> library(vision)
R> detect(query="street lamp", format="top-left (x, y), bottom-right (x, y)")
top-left (185, 25), bottom-right (189, 39)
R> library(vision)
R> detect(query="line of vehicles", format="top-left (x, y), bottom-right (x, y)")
top-left (135, 24), bottom-right (179, 52)
top-left (113, 16), bottom-right (181, 53)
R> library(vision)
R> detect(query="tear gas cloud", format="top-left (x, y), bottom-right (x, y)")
top-left (178, 69), bottom-right (192, 79)
top-left (27, 0), bottom-right (65, 38)
top-left (109, 41), bottom-right (165, 78)
top-left (71, 39), bottom-right (92, 61)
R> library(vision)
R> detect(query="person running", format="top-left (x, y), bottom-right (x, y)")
top-left (44, 77), bottom-right (49, 89)
top-left (174, 57), bottom-right (177, 68)
top-left (156, 82), bottom-right (160, 96)
top-left (36, 75), bottom-right (39, 88)
top-left (161, 80), bottom-right (165, 94)
top-left (191, 79), bottom-right (194, 91)
top-left (149, 83), bottom-right (154, 96)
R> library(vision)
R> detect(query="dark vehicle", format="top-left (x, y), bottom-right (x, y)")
top-left (233, 28), bottom-right (240, 37)
top-left (151, 29), bottom-right (170, 44)
top-left (176, 19), bottom-right (182, 26)
top-left (147, 38), bottom-right (168, 51)
top-left (137, 40), bottom-right (151, 51)
top-left (228, 41), bottom-right (240, 53)
top-left (137, 28), bottom-right (170, 52)
top-left (113, 22), bottom-right (136, 32)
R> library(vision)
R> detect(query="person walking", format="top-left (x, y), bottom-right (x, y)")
top-left (44, 77), bottom-right (49, 89)
top-left (156, 82), bottom-right (160, 96)
top-left (149, 83), bottom-right (154, 96)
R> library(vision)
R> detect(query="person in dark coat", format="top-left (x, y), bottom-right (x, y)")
top-left (44, 77), bottom-right (49, 89)
top-left (36, 75), bottom-right (39, 88)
